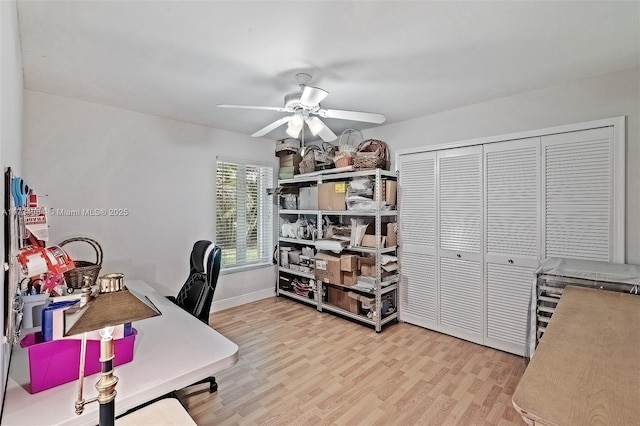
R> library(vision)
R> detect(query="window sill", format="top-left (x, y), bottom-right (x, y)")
top-left (220, 262), bottom-right (275, 276)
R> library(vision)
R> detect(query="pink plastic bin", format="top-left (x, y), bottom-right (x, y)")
top-left (20, 328), bottom-right (137, 393)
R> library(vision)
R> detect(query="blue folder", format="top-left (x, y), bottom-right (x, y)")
top-left (40, 300), bottom-right (80, 342)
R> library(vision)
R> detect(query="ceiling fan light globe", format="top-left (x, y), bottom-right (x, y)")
top-left (286, 122), bottom-right (301, 138)
top-left (305, 117), bottom-right (324, 136)
top-left (290, 114), bottom-right (303, 127)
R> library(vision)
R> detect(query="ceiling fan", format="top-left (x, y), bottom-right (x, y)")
top-left (218, 73), bottom-right (386, 142)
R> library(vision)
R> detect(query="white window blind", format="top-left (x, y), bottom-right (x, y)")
top-left (216, 159), bottom-right (273, 269)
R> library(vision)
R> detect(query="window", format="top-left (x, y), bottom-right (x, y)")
top-left (216, 159), bottom-right (274, 270)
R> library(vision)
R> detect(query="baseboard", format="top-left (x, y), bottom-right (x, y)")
top-left (211, 288), bottom-right (275, 312)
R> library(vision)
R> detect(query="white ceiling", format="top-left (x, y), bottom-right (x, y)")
top-left (16, 1), bottom-right (640, 142)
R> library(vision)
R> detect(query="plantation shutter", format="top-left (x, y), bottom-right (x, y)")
top-left (398, 151), bottom-right (437, 327)
top-left (216, 159), bottom-right (273, 269)
top-left (439, 257), bottom-right (482, 335)
top-left (437, 146), bottom-right (483, 343)
top-left (484, 138), bottom-right (540, 355)
top-left (543, 127), bottom-right (613, 262)
top-left (486, 263), bottom-right (532, 349)
top-left (438, 150), bottom-right (482, 253)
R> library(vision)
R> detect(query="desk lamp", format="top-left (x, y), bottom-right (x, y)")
top-left (64, 274), bottom-right (161, 426)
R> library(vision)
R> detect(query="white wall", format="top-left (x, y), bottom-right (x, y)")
top-left (20, 66), bottom-right (640, 318)
top-left (365, 67), bottom-right (640, 264)
top-left (0, 0), bottom-right (23, 404)
top-left (22, 90), bottom-right (277, 311)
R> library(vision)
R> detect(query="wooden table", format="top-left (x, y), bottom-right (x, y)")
top-left (512, 285), bottom-right (640, 425)
top-left (1, 280), bottom-right (239, 425)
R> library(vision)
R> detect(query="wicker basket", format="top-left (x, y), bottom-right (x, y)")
top-left (333, 152), bottom-right (354, 168)
top-left (59, 237), bottom-right (103, 289)
top-left (316, 143), bottom-right (336, 168)
top-left (353, 139), bottom-right (388, 170)
top-left (299, 146), bottom-right (317, 174)
top-left (338, 129), bottom-right (362, 155)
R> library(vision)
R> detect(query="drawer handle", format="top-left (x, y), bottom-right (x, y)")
top-left (508, 259), bottom-right (514, 264)
top-left (456, 254), bottom-right (461, 258)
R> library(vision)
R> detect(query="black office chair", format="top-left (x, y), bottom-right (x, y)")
top-left (167, 240), bottom-right (221, 393)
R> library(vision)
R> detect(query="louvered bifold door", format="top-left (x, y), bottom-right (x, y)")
top-left (543, 127), bottom-right (614, 262)
top-left (398, 152), bottom-right (437, 329)
top-left (437, 146), bottom-right (484, 345)
top-left (484, 138), bottom-right (540, 356)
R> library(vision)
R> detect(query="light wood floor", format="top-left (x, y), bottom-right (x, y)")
top-left (177, 296), bottom-right (527, 426)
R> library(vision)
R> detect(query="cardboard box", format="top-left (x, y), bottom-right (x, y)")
top-left (298, 187), bottom-right (318, 210)
top-left (327, 286), bottom-right (359, 313)
top-left (386, 222), bottom-right (397, 248)
top-left (279, 153), bottom-right (301, 168)
top-left (340, 254), bottom-right (358, 272)
top-left (361, 263), bottom-right (392, 278)
top-left (358, 256), bottom-right (375, 269)
top-left (372, 179), bottom-right (396, 205)
top-left (360, 263), bottom-right (377, 277)
top-left (382, 262), bottom-right (398, 273)
top-left (385, 180), bottom-right (397, 206)
top-left (318, 182), bottom-right (347, 211)
top-left (361, 234), bottom-right (386, 248)
top-left (347, 292), bottom-right (374, 305)
top-left (278, 166), bottom-right (295, 180)
top-left (341, 270), bottom-right (358, 285)
top-left (314, 253), bottom-right (342, 284)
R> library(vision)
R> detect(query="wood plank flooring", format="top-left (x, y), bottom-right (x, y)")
top-left (177, 296), bottom-right (526, 425)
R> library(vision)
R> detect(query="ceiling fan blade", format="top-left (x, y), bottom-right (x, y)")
top-left (300, 86), bottom-right (328, 108)
top-left (318, 125), bottom-right (337, 142)
top-left (218, 104), bottom-right (288, 113)
top-left (316, 108), bottom-right (386, 124)
top-left (251, 116), bottom-right (291, 137)
top-left (306, 117), bottom-right (337, 142)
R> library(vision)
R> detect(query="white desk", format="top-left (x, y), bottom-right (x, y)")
top-left (115, 398), bottom-right (196, 426)
top-left (1, 280), bottom-right (239, 425)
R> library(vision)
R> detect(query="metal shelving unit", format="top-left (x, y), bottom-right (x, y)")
top-left (530, 258), bottom-right (640, 357)
top-left (276, 168), bottom-right (398, 332)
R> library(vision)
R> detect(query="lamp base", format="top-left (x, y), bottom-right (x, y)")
top-left (100, 400), bottom-right (115, 426)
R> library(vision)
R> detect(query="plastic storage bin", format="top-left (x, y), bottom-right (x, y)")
top-left (20, 328), bottom-right (136, 393)
top-left (21, 294), bottom-right (50, 328)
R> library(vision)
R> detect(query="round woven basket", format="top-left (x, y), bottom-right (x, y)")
top-left (338, 129), bottom-right (362, 155)
top-left (58, 237), bottom-right (103, 289)
top-left (353, 139), bottom-right (388, 170)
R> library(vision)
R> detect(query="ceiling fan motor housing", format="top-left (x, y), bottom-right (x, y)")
top-left (284, 91), bottom-right (304, 110)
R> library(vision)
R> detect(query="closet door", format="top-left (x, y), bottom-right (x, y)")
top-left (437, 146), bottom-right (483, 345)
top-left (398, 152), bottom-right (437, 329)
top-left (542, 127), bottom-right (615, 262)
top-left (484, 138), bottom-right (540, 356)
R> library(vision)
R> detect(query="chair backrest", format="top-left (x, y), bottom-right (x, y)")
top-left (174, 240), bottom-right (221, 324)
